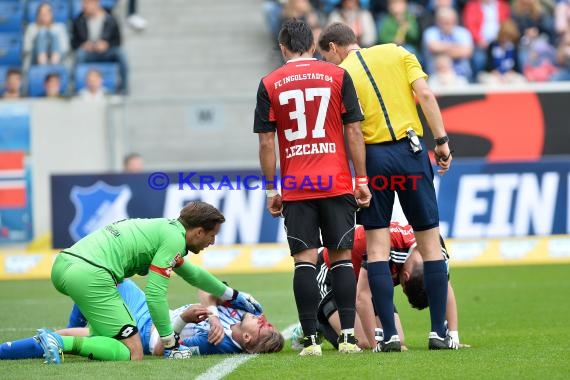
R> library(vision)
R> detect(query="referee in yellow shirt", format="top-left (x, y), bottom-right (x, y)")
top-left (318, 22), bottom-right (456, 352)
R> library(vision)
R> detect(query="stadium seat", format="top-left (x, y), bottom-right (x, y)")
top-left (0, 33), bottom-right (22, 66)
top-left (0, 2), bottom-right (24, 33)
top-left (0, 65), bottom-right (12, 92)
top-left (27, 64), bottom-right (69, 97)
top-left (100, 0), bottom-right (119, 10)
top-left (27, 0), bottom-right (71, 24)
top-left (74, 63), bottom-right (119, 93)
top-left (72, 0), bottom-right (117, 19)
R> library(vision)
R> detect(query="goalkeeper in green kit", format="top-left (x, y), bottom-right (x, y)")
top-left (36, 201), bottom-right (262, 363)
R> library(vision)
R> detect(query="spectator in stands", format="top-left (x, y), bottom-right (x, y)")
top-left (282, 0), bottom-right (323, 44)
top-left (264, 0), bottom-right (287, 41)
top-left (44, 72), bottom-right (63, 98)
top-left (417, 0), bottom-right (457, 35)
top-left (377, 0), bottom-right (421, 56)
top-left (72, 0), bottom-right (129, 93)
top-left (368, 0), bottom-right (391, 17)
top-left (2, 69), bottom-right (22, 99)
top-left (78, 69), bottom-right (107, 100)
top-left (512, 0), bottom-right (556, 71)
top-left (478, 19), bottom-right (527, 84)
top-left (326, 0), bottom-right (377, 47)
top-left (555, 0), bottom-right (570, 36)
top-left (511, 0), bottom-right (556, 44)
top-left (428, 53), bottom-right (470, 88)
top-left (24, 2), bottom-right (70, 66)
top-left (265, 0), bottom-right (325, 42)
top-left (462, 0), bottom-right (511, 78)
top-left (523, 36), bottom-right (559, 80)
top-left (123, 153), bottom-right (144, 173)
top-left (422, 7), bottom-right (474, 80)
top-left (551, 29), bottom-right (570, 79)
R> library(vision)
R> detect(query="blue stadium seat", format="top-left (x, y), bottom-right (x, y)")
top-left (0, 2), bottom-right (24, 33)
top-left (27, 64), bottom-right (69, 97)
top-left (100, 0), bottom-right (119, 10)
top-left (72, 0), bottom-right (117, 19)
top-left (27, 0), bottom-right (71, 24)
top-left (74, 63), bottom-right (119, 93)
top-left (71, 0), bottom-right (82, 19)
top-left (0, 65), bottom-right (11, 91)
top-left (0, 33), bottom-right (22, 66)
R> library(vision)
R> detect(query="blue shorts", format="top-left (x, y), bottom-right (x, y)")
top-left (357, 138), bottom-right (439, 231)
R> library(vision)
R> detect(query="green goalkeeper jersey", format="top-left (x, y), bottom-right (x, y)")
top-left (64, 218), bottom-right (227, 337)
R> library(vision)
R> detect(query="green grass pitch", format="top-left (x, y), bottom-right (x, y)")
top-left (1, 264), bottom-right (569, 379)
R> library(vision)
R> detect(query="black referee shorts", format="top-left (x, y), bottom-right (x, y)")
top-left (357, 138), bottom-right (439, 231)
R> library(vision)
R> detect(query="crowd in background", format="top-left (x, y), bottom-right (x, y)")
top-left (0, 0), bottom-right (147, 100)
top-left (263, 0), bottom-right (570, 88)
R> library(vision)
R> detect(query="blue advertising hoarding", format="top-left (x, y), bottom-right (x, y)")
top-left (51, 158), bottom-right (570, 249)
top-left (434, 157), bottom-right (570, 238)
top-left (0, 104), bottom-right (32, 244)
top-left (51, 170), bottom-right (285, 248)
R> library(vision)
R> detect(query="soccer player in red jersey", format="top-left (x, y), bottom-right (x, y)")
top-left (311, 223), bottom-right (463, 351)
top-left (254, 18), bottom-right (371, 356)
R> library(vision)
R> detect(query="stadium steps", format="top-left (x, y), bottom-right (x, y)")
top-left (125, 0), bottom-right (277, 98)
top-left (117, 0), bottom-right (279, 168)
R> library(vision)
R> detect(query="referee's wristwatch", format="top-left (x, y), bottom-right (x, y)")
top-left (434, 136), bottom-right (449, 146)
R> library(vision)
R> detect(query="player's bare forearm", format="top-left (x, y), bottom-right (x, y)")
top-left (258, 132), bottom-right (277, 189)
top-left (344, 122), bottom-right (367, 177)
top-left (412, 78), bottom-right (452, 174)
top-left (180, 304), bottom-right (209, 324)
top-left (345, 122), bottom-right (371, 207)
top-left (446, 282), bottom-right (458, 331)
top-left (394, 313), bottom-right (406, 347)
top-left (198, 289), bottom-right (222, 307)
top-left (197, 290), bottom-right (225, 345)
top-left (56, 327), bottom-right (90, 337)
top-left (412, 78), bottom-right (446, 139)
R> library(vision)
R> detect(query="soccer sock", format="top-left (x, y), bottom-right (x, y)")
top-left (293, 262), bottom-right (320, 339)
top-left (330, 260), bottom-right (357, 332)
top-left (317, 322), bottom-right (339, 350)
top-left (423, 260), bottom-right (449, 337)
top-left (0, 337), bottom-right (44, 359)
top-left (62, 336), bottom-right (131, 361)
top-left (367, 261), bottom-right (397, 340)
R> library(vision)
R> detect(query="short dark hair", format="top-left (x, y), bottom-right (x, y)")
top-left (123, 152), bottom-right (141, 167)
top-left (45, 72), bottom-right (60, 83)
top-left (318, 22), bottom-right (358, 52)
top-left (6, 68), bottom-right (21, 78)
top-left (178, 201), bottom-right (225, 232)
top-left (403, 265), bottom-right (429, 310)
top-left (278, 18), bottom-right (314, 54)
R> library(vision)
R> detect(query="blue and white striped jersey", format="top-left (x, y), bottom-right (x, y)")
top-left (148, 304), bottom-right (246, 355)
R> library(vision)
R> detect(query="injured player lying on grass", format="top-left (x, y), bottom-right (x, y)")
top-left (291, 223), bottom-right (471, 351)
top-left (0, 279), bottom-right (284, 361)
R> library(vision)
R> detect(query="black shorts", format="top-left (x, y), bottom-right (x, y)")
top-left (357, 139), bottom-right (439, 231)
top-left (283, 194), bottom-right (358, 255)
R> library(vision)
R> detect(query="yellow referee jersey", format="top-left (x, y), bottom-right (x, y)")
top-left (340, 44), bottom-right (427, 144)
